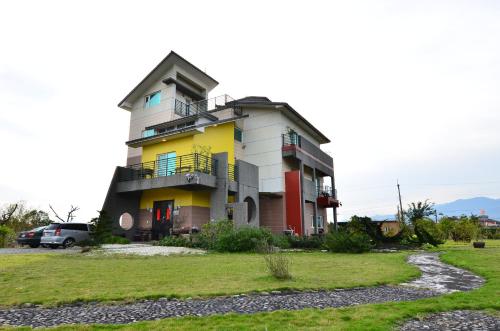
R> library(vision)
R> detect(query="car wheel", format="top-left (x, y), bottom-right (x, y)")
top-left (49, 244), bottom-right (59, 249)
top-left (63, 238), bottom-right (75, 249)
top-left (29, 244), bottom-right (39, 248)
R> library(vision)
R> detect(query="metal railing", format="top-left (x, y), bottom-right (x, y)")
top-left (228, 163), bottom-right (239, 181)
top-left (317, 185), bottom-right (337, 199)
top-left (119, 153), bottom-right (217, 182)
top-left (175, 94), bottom-right (234, 117)
top-left (282, 132), bottom-right (301, 147)
top-left (282, 133), bottom-right (333, 166)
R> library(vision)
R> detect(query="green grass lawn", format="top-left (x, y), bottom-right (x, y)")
top-left (1, 242), bottom-right (499, 330)
top-left (0, 251), bottom-right (419, 307)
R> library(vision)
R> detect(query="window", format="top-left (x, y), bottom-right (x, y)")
top-left (157, 152), bottom-right (176, 176)
top-left (234, 127), bottom-right (242, 142)
top-left (143, 129), bottom-right (155, 138)
top-left (145, 91), bottom-right (161, 108)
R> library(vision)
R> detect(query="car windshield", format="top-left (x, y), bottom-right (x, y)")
top-left (46, 223), bottom-right (61, 230)
top-left (33, 226), bottom-right (47, 231)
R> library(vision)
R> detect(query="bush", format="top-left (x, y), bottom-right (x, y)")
top-left (324, 230), bottom-right (373, 253)
top-left (263, 251), bottom-right (292, 280)
top-left (288, 235), bottom-right (325, 249)
top-left (414, 218), bottom-right (445, 247)
top-left (0, 225), bottom-right (15, 248)
top-left (216, 227), bottom-right (272, 252)
top-left (197, 219), bottom-right (234, 250)
top-left (271, 234), bottom-right (291, 249)
top-left (103, 235), bottom-right (130, 245)
top-left (450, 219), bottom-right (478, 242)
top-left (158, 235), bottom-right (192, 247)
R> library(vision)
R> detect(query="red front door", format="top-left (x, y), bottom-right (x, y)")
top-left (152, 200), bottom-right (174, 240)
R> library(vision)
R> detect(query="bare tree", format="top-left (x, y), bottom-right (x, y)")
top-left (0, 203), bottom-right (18, 226)
top-left (49, 205), bottom-right (80, 222)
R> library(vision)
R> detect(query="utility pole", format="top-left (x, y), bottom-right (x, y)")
top-left (397, 180), bottom-right (404, 223)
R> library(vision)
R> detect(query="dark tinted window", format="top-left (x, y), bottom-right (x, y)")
top-left (61, 223), bottom-right (88, 231)
top-left (46, 223), bottom-right (61, 230)
top-left (76, 224), bottom-right (88, 231)
top-left (61, 224), bottom-right (77, 230)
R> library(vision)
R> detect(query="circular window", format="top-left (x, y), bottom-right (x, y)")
top-left (244, 197), bottom-right (256, 223)
top-left (119, 213), bottom-right (134, 230)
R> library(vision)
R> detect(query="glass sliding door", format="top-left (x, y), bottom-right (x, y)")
top-left (156, 152), bottom-right (176, 177)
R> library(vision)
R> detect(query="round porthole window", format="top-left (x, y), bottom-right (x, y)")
top-left (119, 212), bottom-right (134, 230)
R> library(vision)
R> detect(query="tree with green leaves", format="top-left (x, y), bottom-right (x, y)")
top-left (405, 200), bottom-right (435, 225)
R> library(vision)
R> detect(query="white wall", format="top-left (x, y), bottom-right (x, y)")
top-left (240, 107), bottom-right (327, 193)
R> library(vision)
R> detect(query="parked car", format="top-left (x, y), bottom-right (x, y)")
top-left (41, 223), bottom-right (93, 249)
top-left (17, 226), bottom-right (47, 248)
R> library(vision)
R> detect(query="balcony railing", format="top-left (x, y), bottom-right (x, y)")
top-left (175, 94), bottom-right (234, 117)
top-left (282, 133), bottom-right (333, 166)
top-left (228, 163), bottom-right (239, 181)
top-left (317, 185), bottom-right (337, 199)
top-left (119, 153), bottom-right (217, 182)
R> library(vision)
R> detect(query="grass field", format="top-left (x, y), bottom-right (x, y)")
top-left (0, 251), bottom-right (419, 307)
top-left (1, 241), bottom-right (499, 330)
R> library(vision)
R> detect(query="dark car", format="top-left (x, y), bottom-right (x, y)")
top-left (17, 226), bottom-right (47, 248)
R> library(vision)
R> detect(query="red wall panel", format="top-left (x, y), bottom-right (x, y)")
top-left (285, 171), bottom-right (302, 235)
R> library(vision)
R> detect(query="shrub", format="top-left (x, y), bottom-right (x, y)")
top-left (414, 218), bottom-right (445, 247)
top-left (216, 227), bottom-right (272, 252)
top-left (90, 211), bottom-right (113, 244)
top-left (450, 219), bottom-right (478, 242)
top-left (287, 235), bottom-right (325, 249)
top-left (0, 225), bottom-right (15, 248)
top-left (197, 219), bottom-right (234, 250)
top-left (158, 235), bottom-right (192, 247)
top-left (271, 234), bottom-right (291, 249)
top-left (324, 230), bottom-right (373, 253)
top-left (103, 235), bottom-right (130, 245)
top-left (263, 251), bottom-right (292, 280)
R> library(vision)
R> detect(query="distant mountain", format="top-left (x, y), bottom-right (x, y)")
top-left (372, 197), bottom-right (500, 221)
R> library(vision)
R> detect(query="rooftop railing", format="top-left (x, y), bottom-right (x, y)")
top-left (119, 153), bottom-right (217, 182)
top-left (175, 94), bottom-right (234, 117)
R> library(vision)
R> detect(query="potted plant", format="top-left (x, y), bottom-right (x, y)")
top-left (472, 224), bottom-right (485, 248)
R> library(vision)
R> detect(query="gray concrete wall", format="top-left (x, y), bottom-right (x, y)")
top-left (226, 202), bottom-right (248, 228)
top-left (116, 172), bottom-right (216, 193)
top-left (235, 160), bottom-right (260, 227)
top-left (102, 167), bottom-right (142, 240)
top-left (210, 152), bottom-right (228, 220)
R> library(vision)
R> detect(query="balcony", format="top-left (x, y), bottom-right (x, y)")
top-left (174, 94), bottom-right (235, 117)
top-left (316, 185), bottom-right (340, 208)
top-left (116, 153), bottom-right (217, 193)
top-left (282, 132), bottom-right (334, 176)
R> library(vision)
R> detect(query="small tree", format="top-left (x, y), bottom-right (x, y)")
top-left (405, 200), bottom-right (435, 225)
top-left (90, 210), bottom-right (113, 244)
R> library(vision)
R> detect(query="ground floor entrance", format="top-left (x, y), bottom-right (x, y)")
top-left (152, 200), bottom-right (174, 240)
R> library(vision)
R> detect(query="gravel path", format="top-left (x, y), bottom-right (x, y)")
top-left (399, 310), bottom-right (500, 331)
top-left (99, 244), bottom-right (205, 256)
top-left (0, 252), bottom-right (486, 328)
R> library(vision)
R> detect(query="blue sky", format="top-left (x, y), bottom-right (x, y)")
top-left (0, 0), bottom-right (499, 221)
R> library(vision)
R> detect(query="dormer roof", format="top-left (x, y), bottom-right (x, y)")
top-left (118, 51), bottom-right (218, 110)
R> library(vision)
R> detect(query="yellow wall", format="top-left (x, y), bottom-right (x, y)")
top-left (140, 189), bottom-right (211, 209)
top-left (141, 122), bottom-right (235, 163)
top-left (139, 122), bottom-right (235, 209)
